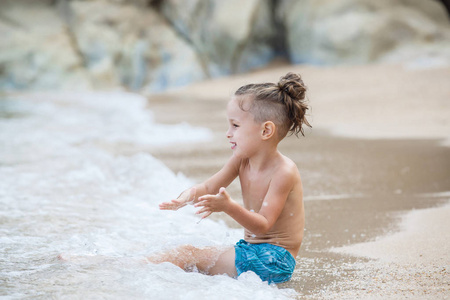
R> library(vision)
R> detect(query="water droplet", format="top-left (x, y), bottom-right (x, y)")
top-left (290, 213), bottom-right (294, 217)
top-left (263, 202), bottom-right (268, 207)
top-left (250, 209), bottom-right (255, 212)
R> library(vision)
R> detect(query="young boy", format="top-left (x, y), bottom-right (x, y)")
top-left (156, 72), bottom-right (310, 284)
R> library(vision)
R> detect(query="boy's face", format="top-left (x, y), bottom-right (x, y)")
top-left (226, 96), bottom-right (263, 158)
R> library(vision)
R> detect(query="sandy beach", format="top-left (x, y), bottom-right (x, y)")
top-left (147, 62), bottom-right (450, 298)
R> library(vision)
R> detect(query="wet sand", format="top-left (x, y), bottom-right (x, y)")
top-left (146, 62), bottom-right (450, 298)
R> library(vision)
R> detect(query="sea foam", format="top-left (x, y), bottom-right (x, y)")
top-left (0, 92), bottom-right (295, 299)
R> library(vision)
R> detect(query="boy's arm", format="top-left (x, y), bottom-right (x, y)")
top-left (159, 155), bottom-right (241, 211)
top-left (195, 168), bottom-right (295, 234)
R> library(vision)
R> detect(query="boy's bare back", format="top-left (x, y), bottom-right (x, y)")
top-left (238, 154), bottom-right (304, 258)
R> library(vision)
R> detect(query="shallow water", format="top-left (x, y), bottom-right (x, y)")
top-left (0, 92), bottom-right (296, 299)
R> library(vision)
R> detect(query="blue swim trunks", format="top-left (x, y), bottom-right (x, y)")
top-left (234, 239), bottom-right (296, 284)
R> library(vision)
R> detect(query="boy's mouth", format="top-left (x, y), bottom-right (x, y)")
top-left (230, 142), bottom-right (237, 150)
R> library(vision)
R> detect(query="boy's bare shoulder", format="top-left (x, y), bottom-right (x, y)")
top-left (226, 153), bottom-right (244, 170)
top-left (279, 155), bottom-right (300, 174)
top-left (273, 155), bottom-right (300, 184)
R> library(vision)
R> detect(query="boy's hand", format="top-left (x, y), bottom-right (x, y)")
top-left (194, 187), bottom-right (231, 219)
top-left (159, 187), bottom-right (196, 211)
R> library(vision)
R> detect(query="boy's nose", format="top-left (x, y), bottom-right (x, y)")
top-left (226, 128), bottom-right (232, 138)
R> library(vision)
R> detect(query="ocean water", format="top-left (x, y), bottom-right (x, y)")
top-left (0, 92), bottom-right (296, 299)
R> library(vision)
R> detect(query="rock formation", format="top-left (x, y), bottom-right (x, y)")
top-left (277, 0), bottom-right (450, 65)
top-left (0, 0), bottom-right (449, 92)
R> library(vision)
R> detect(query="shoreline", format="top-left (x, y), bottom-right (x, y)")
top-left (327, 201), bottom-right (450, 298)
top-left (333, 201), bottom-right (450, 264)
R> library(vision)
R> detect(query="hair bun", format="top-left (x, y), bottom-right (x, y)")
top-left (277, 72), bottom-right (311, 137)
top-left (278, 72), bottom-right (307, 101)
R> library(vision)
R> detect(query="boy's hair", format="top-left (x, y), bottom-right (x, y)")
top-left (234, 72), bottom-right (311, 139)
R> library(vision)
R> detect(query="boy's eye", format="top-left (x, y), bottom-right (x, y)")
top-left (233, 124), bottom-right (239, 128)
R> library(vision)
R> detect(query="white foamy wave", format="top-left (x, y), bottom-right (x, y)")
top-left (0, 92), bottom-right (212, 164)
top-left (0, 92), bottom-right (295, 299)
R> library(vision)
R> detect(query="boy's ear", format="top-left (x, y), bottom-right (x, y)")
top-left (261, 121), bottom-right (276, 140)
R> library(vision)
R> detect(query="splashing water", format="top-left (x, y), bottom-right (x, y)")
top-left (0, 92), bottom-right (296, 299)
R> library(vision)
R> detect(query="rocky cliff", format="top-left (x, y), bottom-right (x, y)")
top-left (0, 0), bottom-right (449, 92)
